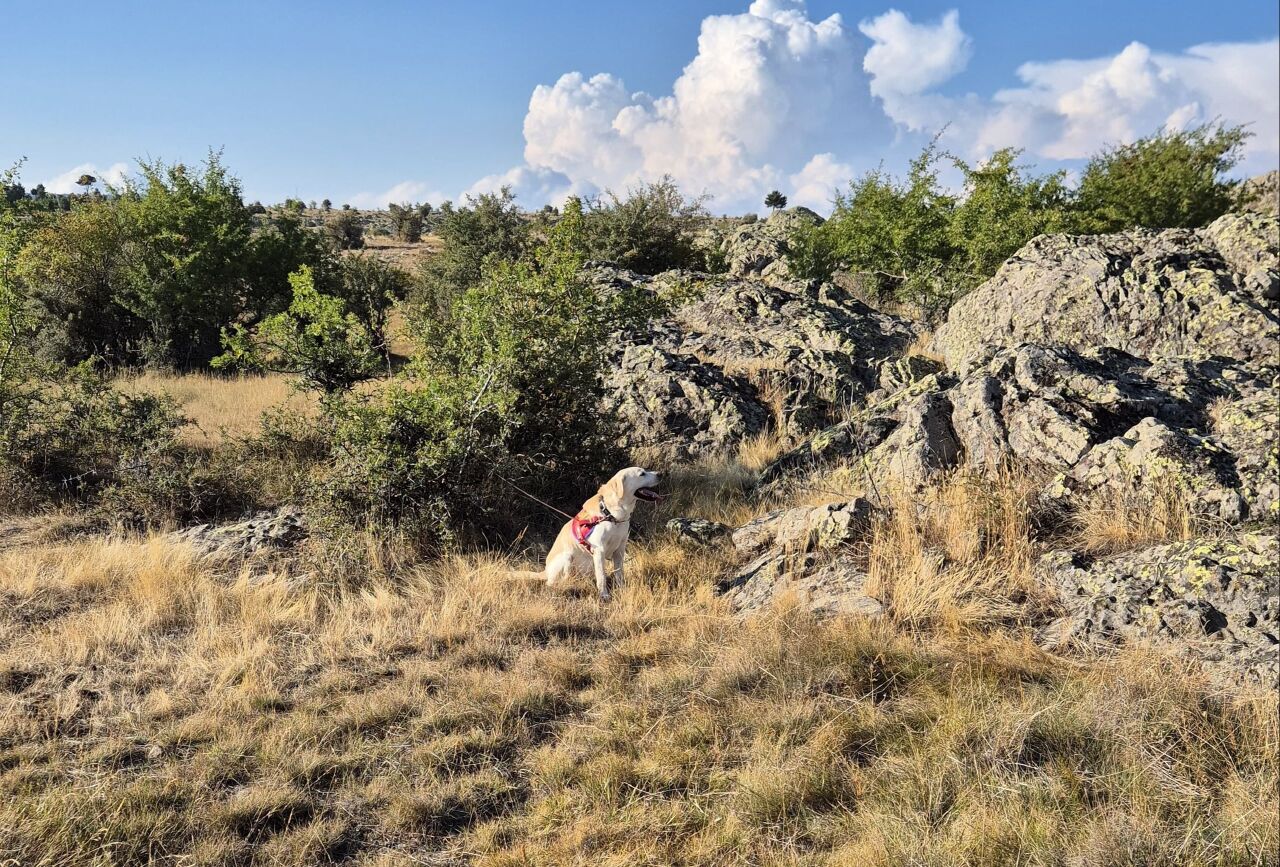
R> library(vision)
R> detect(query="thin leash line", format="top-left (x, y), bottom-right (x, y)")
top-left (494, 474), bottom-right (577, 521)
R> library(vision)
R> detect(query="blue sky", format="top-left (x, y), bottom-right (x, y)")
top-left (3, 1), bottom-right (1277, 213)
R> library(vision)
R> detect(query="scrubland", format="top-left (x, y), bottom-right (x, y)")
top-left (1, 375), bottom-right (1275, 867)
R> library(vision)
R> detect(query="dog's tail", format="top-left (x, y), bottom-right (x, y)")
top-left (508, 569), bottom-right (546, 583)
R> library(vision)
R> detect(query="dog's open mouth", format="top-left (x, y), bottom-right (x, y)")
top-left (635, 486), bottom-right (667, 502)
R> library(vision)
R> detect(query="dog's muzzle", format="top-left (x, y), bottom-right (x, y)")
top-left (635, 486), bottom-right (667, 502)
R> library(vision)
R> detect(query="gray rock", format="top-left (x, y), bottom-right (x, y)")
top-left (1038, 534), bottom-right (1280, 684)
top-left (935, 213), bottom-right (1280, 374)
top-left (731, 499), bottom-right (874, 554)
top-left (665, 517), bottom-right (731, 545)
top-left (1044, 418), bottom-right (1246, 524)
top-left (718, 551), bottom-right (882, 618)
top-left (1213, 386), bottom-right (1280, 524)
top-left (175, 506), bottom-right (307, 558)
top-left (720, 207), bottom-right (823, 285)
top-left (597, 266), bottom-right (917, 459)
top-left (1241, 170), bottom-right (1279, 216)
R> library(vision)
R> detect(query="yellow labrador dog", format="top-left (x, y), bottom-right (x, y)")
top-left (532, 467), bottom-right (664, 601)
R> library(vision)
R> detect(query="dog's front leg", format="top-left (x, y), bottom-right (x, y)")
top-left (611, 549), bottom-right (625, 592)
top-left (592, 549), bottom-right (611, 602)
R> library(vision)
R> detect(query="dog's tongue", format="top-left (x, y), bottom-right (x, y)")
top-left (636, 487), bottom-right (667, 502)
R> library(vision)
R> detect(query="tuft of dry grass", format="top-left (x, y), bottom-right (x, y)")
top-left (119, 370), bottom-right (317, 446)
top-left (1069, 476), bottom-right (1202, 555)
top-left (864, 468), bottom-right (1047, 630)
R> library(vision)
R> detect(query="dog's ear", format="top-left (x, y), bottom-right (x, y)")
top-left (600, 473), bottom-right (626, 508)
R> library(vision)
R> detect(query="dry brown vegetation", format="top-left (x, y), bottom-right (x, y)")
top-left (1, 374), bottom-right (1276, 865)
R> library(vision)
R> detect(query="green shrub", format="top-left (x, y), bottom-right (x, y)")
top-left (0, 360), bottom-right (184, 509)
top-left (324, 209), bottom-right (364, 250)
top-left (320, 198), bottom-right (637, 543)
top-left (333, 255), bottom-right (411, 367)
top-left (582, 176), bottom-right (712, 274)
top-left (791, 144), bottom-right (1065, 315)
top-left (417, 189), bottom-right (528, 320)
top-left (388, 203), bottom-right (426, 243)
top-left (215, 266), bottom-right (379, 394)
top-left (1071, 123), bottom-right (1249, 232)
top-left (13, 154), bottom-right (337, 370)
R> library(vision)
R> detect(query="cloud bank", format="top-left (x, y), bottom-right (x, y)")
top-left (491, 0), bottom-right (872, 212)
top-left (859, 10), bottom-right (1279, 173)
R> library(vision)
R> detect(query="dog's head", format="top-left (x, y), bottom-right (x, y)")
top-left (601, 466), bottom-right (666, 508)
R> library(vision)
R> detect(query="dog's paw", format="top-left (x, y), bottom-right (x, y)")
top-left (598, 592), bottom-right (612, 603)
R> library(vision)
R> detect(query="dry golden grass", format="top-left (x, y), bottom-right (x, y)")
top-left (119, 371), bottom-right (317, 446)
top-left (1, 509), bottom-right (1275, 865)
top-left (865, 468), bottom-right (1047, 630)
top-left (1069, 476), bottom-right (1202, 555)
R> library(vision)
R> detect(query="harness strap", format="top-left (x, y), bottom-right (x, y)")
top-left (570, 498), bottom-right (627, 553)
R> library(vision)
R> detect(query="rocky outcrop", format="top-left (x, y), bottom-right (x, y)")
top-left (1039, 534), bottom-right (1279, 684)
top-left (761, 342), bottom-right (1275, 522)
top-left (717, 207), bottom-right (822, 285)
top-left (935, 212), bottom-right (1280, 373)
top-left (731, 499), bottom-right (874, 555)
top-left (175, 507), bottom-right (307, 558)
top-left (1241, 170), bottom-right (1279, 217)
top-left (597, 268), bottom-right (916, 460)
top-left (719, 551), bottom-right (883, 618)
top-left (666, 517), bottom-right (732, 546)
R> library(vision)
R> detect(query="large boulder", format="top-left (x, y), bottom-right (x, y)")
top-left (719, 551), bottom-right (883, 618)
top-left (1241, 170), bottom-right (1279, 217)
top-left (597, 267), bottom-right (916, 460)
top-left (1038, 533), bottom-right (1280, 684)
top-left (935, 213), bottom-right (1280, 373)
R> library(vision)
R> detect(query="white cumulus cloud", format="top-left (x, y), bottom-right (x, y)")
top-left (858, 9), bottom-right (1279, 174)
top-left (44, 161), bottom-right (130, 194)
top-left (480, 0), bottom-right (870, 212)
top-left (463, 164), bottom-right (594, 207)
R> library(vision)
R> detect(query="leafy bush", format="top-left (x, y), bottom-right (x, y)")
top-left (417, 188), bottom-right (528, 319)
top-left (790, 125), bottom-right (1249, 315)
top-left (215, 266), bottom-right (379, 394)
top-left (1072, 123), bottom-right (1249, 233)
top-left (389, 203), bottom-right (427, 243)
top-left (333, 255), bottom-right (411, 367)
top-left (13, 154), bottom-right (337, 369)
top-left (325, 209), bottom-right (364, 250)
top-left (0, 358), bottom-right (184, 509)
top-left (321, 199), bottom-right (638, 542)
top-left (582, 176), bottom-right (712, 273)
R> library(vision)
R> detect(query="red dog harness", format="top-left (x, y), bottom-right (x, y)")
top-left (570, 499), bottom-right (625, 554)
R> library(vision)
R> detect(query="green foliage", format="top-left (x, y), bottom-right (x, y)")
top-left (794, 144), bottom-right (1068, 315)
top-left (388, 203), bottom-right (427, 243)
top-left (13, 154), bottom-right (337, 369)
top-left (322, 198), bottom-right (637, 541)
top-left (764, 190), bottom-right (787, 210)
top-left (333, 255), bottom-right (411, 366)
top-left (1072, 123), bottom-right (1250, 233)
top-left (948, 148), bottom-right (1070, 280)
top-left (582, 176), bottom-right (712, 274)
top-left (215, 266), bottom-right (378, 394)
top-left (325, 209), bottom-right (364, 250)
top-left (417, 188), bottom-right (528, 319)
top-left (0, 356), bottom-right (184, 509)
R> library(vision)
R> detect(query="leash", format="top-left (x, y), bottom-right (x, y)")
top-left (495, 474), bottom-right (577, 521)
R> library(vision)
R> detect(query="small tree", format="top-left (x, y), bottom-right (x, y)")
top-left (581, 176), bottom-right (711, 274)
top-left (215, 266), bottom-right (378, 394)
top-left (388, 203), bottom-right (424, 243)
top-left (764, 190), bottom-right (787, 210)
top-left (335, 255), bottom-right (409, 368)
top-left (325, 209), bottom-right (365, 250)
top-left (321, 198), bottom-right (332, 211)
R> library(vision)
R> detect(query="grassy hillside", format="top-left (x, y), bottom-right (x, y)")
top-left (1, 376), bottom-right (1275, 866)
